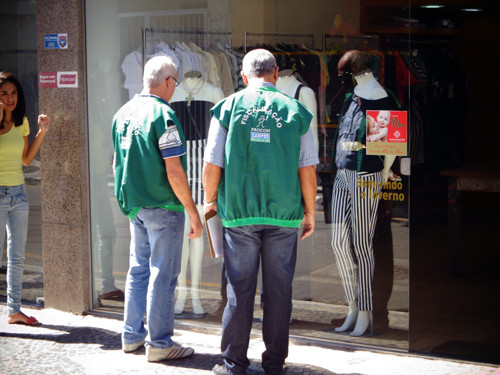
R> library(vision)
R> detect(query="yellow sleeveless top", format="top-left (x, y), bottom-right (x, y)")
top-left (0, 117), bottom-right (30, 186)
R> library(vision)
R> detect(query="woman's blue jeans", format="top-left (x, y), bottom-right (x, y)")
top-left (221, 225), bottom-right (298, 375)
top-left (0, 184), bottom-right (29, 316)
top-left (122, 207), bottom-right (185, 348)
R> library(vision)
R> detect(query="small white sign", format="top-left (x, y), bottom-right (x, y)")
top-left (57, 72), bottom-right (78, 88)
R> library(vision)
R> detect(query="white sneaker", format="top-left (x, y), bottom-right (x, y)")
top-left (122, 339), bottom-right (145, 353)
top-left (146, 343), bottom-right (194, 362)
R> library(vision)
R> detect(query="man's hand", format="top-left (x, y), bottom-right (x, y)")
top-left (203, 201), bottom-right (217, 214)
top-left (298, 165), bottom-right (317, 240)
top-left (300, 214), bottom-right (315, 240)
top-left (188, 213), bottom-right (203, 239)
top-left (202, 161), bottom-right (222, 214)
top-left (165, 156), bottom-right (203, 239)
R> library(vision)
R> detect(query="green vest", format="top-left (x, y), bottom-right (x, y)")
top-left (210, 85), bottom-right (312, 228)
top-left (112, 95), bottom-right (187, 219)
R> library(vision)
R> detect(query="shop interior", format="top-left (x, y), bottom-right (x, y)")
top-left (86, 0), bottom-right (500, 363)
top-left (0, 0), bottom-right (498, 365)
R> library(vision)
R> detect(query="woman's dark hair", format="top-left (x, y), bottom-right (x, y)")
top-left (0, 71), bottom-right (26, 128)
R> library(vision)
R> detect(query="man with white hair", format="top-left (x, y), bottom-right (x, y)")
top-left (112, 55), bottom-right (202, 362)
top-left (203, 49), bottom-right (318, 375)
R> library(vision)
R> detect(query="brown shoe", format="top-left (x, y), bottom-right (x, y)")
top-left (99, 289), bottom-right (125, 301)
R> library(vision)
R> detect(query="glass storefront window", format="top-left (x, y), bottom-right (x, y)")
top-left (86, 0), bottom-right (410, 352)
top-left (0, 0), bottom-right (497, 365)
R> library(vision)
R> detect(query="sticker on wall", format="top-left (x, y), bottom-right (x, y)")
top-left (38, 72), bottom-right (57, 88)
top-left (365, 110), bottom-right (407, 156)
top-left (39, 72), bottom-right (78, 88)
top-left (44, 33), bottom-right (68, 49)
top-left (57, 72), bottom-right (78, 88)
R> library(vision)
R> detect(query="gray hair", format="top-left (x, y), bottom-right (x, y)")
top-left (143, 55), bottom-right (177, 88)
top-left (242, 49), bottom-right (277, 79)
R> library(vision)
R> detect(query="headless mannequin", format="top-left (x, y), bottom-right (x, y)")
top-left (333, 54), bottom-right (396, 337)
top-left (276, 70), bottom-right (318, 317)
top-left (276, 70), bottom-right (319, 151)
top-left (171, 71), bottom-right (224, 316)
top-left (171, 70), bottom-right (224, 105)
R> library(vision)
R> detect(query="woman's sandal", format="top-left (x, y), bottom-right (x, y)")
top-left (8, 315), bottom-right (42, 326)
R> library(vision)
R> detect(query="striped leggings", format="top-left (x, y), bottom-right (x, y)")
top-left (331, 169), bottom-right (383, 311)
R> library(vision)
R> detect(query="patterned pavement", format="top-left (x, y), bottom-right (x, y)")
top-left (1, 304), bottom-right (499, 375)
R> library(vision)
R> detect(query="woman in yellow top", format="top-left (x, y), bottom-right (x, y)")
top-left (0, 71), bottom-right (50, 326)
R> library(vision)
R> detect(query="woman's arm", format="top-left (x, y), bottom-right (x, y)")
top-left (22, 114), bottom-right (50, 166)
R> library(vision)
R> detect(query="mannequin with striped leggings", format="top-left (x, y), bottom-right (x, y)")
top-left (331, 51), bottom-right (397, 337)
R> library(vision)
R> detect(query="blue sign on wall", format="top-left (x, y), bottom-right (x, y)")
top-left (44, 33), bottom-right (68, 49)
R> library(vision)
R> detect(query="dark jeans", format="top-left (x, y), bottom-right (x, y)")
top-left (221, 225), bottom-right (298, 375)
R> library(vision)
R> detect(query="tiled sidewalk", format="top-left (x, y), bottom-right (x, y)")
top-left (1, 304), bottom-right (498, 375)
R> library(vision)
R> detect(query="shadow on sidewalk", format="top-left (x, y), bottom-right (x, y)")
top-left (0, 324), bottom-right (122, 350)
top-left (0, 324), bottom-right (340, 374)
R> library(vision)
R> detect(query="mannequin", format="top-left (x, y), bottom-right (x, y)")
top-left (275, 69), bottom-right (319, 310)
top-left (354, 70), bottom-right (397, 181)
top-left (171, 71), bottom-right (224, 316)
top-left (171, 70), bottom-right (225, 106)
top-left (121, 49), bottom-right (142, 99)
top-left (91, 95), bottom-right (122, 302)
top-left (331, 51), bottom-right (398, 337)
top-left (276, 69), bottom-right (319, 151)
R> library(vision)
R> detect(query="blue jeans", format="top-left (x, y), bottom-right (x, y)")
top-left (221, 225), bottom-right (298, 375)
top-left (0, 185), bottom-right (29, 315)
top-left (122, 207), bottom-right (184, 348)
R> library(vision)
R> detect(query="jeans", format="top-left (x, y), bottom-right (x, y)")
top-left (122, 207), bottom-right (184, 348)
top-left (221, 225), bottom-right (298, 375)
top-left (0, 185), bottom-right (29, 315)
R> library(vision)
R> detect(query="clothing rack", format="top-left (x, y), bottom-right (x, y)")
top-left (244, 31), bottom-right (315, 52)
top-left (323, 34), bottom-right (380, 52)
top-left (143, 27), bottom-right (231, 57)
top-left (139, 28), bottom-right (235, 206)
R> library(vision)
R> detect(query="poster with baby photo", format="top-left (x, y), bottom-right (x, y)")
top-left (366, 110), bottom-right (407, 156)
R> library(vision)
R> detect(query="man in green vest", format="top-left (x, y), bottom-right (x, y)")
top-left (203, 49), bottom-right (318, 375)
top-left (112, 55), bottom-right (203, 362)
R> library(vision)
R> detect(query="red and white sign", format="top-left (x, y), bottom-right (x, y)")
top-left (38, 71), bottom-right (78, 88)
top-left (366, 110), bottom-right (408, 156)
top-left (38, 72), bottom-right (57, 88)
top-left (57, 72), bottom-right (78, 88)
